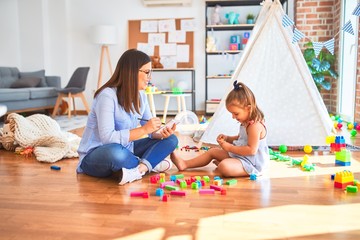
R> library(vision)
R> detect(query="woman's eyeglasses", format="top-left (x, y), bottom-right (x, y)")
top-left (139, 69), bottom-right (152, 78)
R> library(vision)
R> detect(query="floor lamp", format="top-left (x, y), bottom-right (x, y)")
top-left (92, 25), bottom-right (118, 89)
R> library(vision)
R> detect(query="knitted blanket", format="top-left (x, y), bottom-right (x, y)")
top-left (0, 113), bottom-right (81, 163)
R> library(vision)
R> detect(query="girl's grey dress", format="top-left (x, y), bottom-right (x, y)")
top-left (228, 122), bottom-right (269, 175)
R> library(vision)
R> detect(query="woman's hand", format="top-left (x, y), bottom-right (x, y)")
top-left (143, 117), bottom-right (162, 134)
top-left (159, 122), bottom-right (176, 139)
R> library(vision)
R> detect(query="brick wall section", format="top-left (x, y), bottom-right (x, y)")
top-left (295, 0), bottom-right (338, 114)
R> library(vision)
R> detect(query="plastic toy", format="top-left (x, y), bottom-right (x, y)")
top-left (206, 36), bottom-right (217, 52)
top-left (226, 179), bottom-right (237, 185)
top-left (346, 185), bottom-right (358, 193)
top-left (335, 149), bottom-right (351, 166)
top-left (151, 56), bottom-right (163, 69)
top-left (225, 12), bottom-right (239, 24)
top-left (199, 189), bottom-right (215, 194)
top-left (210, 185), bottom-right (223, 191)
top-left (350, 129), bottom-right (357, 137)
top-left (303, 145), bottom-right (312, 154)
top-left (249, 174), bottom-right (257, 180)
top-left (170, 190), bottom-right (186, 196)
top-left (279, 145), bottom-right (287, 153)
top-left (334, 170), bottom-right (354, 189)
top-left (211, 4), bottom-right (221, 25)
top-left (130, 191), bottom-right (149, 198)
top-left (50, 165), bottom-right (61, 170)
top-left (155, 188), bottom-right (164, 197)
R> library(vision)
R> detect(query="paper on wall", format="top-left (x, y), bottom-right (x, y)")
top-left (137, 43), bottom-right (154, 56)
top-left (148, 33), bottom-right (166, 45)
top-left (168, 30), bottom-right (186, 43)
top-left (160, 56), bottom-right (177, 69)
top-left (158, 19), bottom-right (176, 32)
top-left (176, 45), bottom-right (189, 62)
top-left (159, 43), bottom-right (177, 56)
top-left (140, 20), bottom-right (158, 33)
top-left (181, 19), bottom-right (196, 31)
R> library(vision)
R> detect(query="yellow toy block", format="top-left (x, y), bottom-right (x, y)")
top-left (326, 135), bottom-right (336, 144)
top-left (334, 170), bottom-right (354, 183)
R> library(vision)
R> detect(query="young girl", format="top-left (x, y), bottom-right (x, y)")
top-left (171, 81), bottom-right (269, 177)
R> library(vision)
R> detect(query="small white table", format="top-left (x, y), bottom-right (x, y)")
top-left (0, 105), bottom-right (7, 117)
top-left (162, 93), bottom-right (191, 122)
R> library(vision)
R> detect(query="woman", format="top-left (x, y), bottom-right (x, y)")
top-left (77, 49), bottom-right (178, 185)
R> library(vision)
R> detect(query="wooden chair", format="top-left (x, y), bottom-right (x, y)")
top-left (52, 67), bottom-right (90, 118)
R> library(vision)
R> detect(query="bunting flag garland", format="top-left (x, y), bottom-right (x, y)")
top-left (324, 38), bottom-right (335, 55)
top-left (352, 2), bottom-right (360, 16)
top-left (282, 14), bottom-right (294, 27)
top-left (342, 20), bottom-right (354, 35)
top-left (292, 28), bottom-right (305, 44)
top-left (312, 42), bottom-right (324, 57)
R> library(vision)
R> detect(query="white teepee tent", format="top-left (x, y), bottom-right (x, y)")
top-left (201, 0), bottom-right (334, 147)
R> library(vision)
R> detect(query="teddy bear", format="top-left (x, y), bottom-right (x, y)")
top-left (206, 36), bottom-right (217, 52)
top-left (151, 56), bottom-right (164, 69)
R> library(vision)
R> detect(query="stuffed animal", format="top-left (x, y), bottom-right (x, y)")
top-left (225, 12), bottom-right (240, 25)
top-left (151, 56), bottom-right (164, 69)
top-left (211, 4), bottom-right (221, 25)
top-left (206, 36), bottom-right (217, 52)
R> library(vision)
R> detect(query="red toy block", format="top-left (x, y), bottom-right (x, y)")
top-left (210, 185), bottom-right (223, 191)
top-left (170, 190), bottom-right (186, 196)
top-left (130, 191), bottom-right (149, 198)
top-left (220, 189), bottom-right (227, 195)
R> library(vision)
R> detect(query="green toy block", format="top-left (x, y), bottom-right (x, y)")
top-left (346, 185), bottom-right (358, 193)
top-left (226, 179), bottom-right (237, 185)
top-left (335, 149), bottom-right (351, 162)
top-left (165, 185), bottom-right (179, 191)
top-left (203, 176), bottom-right (210, 183)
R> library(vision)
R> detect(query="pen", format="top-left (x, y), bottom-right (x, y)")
top-left (138, 118), bottom-right (165, 125)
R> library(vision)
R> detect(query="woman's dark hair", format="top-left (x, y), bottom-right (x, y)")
top-left (226, 81), bottom-right (265, 122)
top-left (95, 49), bottom-right (151, 114)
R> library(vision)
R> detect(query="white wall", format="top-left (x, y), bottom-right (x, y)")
top-left (0, 0), bottom-right (294, 112)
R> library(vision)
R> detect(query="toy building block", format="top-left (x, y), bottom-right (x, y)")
top-left (334, 170), bottom-right (354, 189)
top-left (226, 179), bottom-right (238, 185)
top-left (331, 174), bottom-right (335, 180)
top-left (249, 174), bottom-right (257, 180)
top-left (243, 32), bottom-right (250, 38)
top-left (130, 191), bottom-right (149, 198)
top-left (214, 179), bottom-right (223, 186)
top-left (155, 188), bottom-right (164, 197)
top-left (50, 165), bottom-right (61, 170)
top-left (346, 185), bottom-right (358, 193)
top-left (200, 180), bottom-right (205, 186)
top-left (191, 182), bottom-right (199, 189)
top-left (220, 189), bottom-right (227, 195)
top-left (199, 189), bottom-right (215, 194)
top-left (335, 149), bottom-right (351, 166)
top-left (179, 181), bottom-right (187, 189)
top-left (150, 175), bottom-right (159, 184)
top-left (203, 176), bottom-right (210, 183)
top-left (160, 181), bottom-right (175, 188)
top-left (230, 35), bottom-right (241, 43)
top-left (162, 195), bottom-right (168, 202)
top-left (165, 185), bottom-right (179, 191)
top-left (170, 190), bottom-right (186, 196)
top-left (229, 43), bottom-right (238, 50)
top-left (210, 185), bottom-right (223, 191)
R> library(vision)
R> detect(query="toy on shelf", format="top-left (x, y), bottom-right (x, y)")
top-left (225, 12), bottom-right (239, 25)
top-left (206, 36), bottom-right (217, 52)
top-left (229, 35), bottom-right (241, 51)
top-left (211, 4), bottom-right (221, 25)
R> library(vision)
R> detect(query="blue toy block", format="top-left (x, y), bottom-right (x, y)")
top-left (230, 35), bottom-right (241, 43)
top-left (250, 173), bottom-right (257, 180)
top-left (243, 32), bottom-right (250, 39)
top-left (155, 188), bottom-right (164, 197)
top-left (335, 160), bottom-right (351, 166)
top-left (50, 165), bottom-right (61, 170)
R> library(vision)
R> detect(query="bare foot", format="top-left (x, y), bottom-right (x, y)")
top-left (170, 152), bottom-right (187, 171)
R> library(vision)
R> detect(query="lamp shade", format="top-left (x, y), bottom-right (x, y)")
top-left (92, 25), bottom-right (118, 45)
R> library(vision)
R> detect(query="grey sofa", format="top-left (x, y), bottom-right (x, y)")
top-left (0, 67), bottom-right (61, 114)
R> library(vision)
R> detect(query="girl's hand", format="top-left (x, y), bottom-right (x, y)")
top-left (143, 117), bottom-right (162, 134)
top-left (217, 134), bottom-right (227, 143)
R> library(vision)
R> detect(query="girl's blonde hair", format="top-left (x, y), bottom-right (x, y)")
top-left (225, 81), bottom-right (265, 122)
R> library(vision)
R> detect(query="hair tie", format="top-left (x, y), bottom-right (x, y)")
top-left (233, 80), bottom-right (240, 91)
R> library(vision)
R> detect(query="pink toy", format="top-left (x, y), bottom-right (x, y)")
top-left (170, 190), bottom-right (186, 196)
top-left (199, 189), bottom-right (215, 194)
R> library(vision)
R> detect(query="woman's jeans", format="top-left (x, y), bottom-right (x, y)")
top-left (80, 135), bottom-right (178, 177)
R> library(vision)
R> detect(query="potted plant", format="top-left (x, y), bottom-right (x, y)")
top-left (303, 42), bottom-right (338, 91)
top-left (246, 14), bottom-right (255, 24)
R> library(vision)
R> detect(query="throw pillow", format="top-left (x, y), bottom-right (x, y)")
top-left (10, 77), bottom-right (41, 88)
top-left (19, 69), bottom-right (47, 87)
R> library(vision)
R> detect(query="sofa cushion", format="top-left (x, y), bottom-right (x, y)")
top-left (0, 88), bottom-right (30, 101)
top-left (10, 77), bottom-right (41, 88)
top-left (19, 69), bottom-right (47, 87)
top-left (0, 67), bottom-right (20, 88)
top-left (30, 87), bottom-right (58, 99)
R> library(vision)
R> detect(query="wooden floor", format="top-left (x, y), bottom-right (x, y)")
top-left (1, 125), bottom-right (360, 240)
